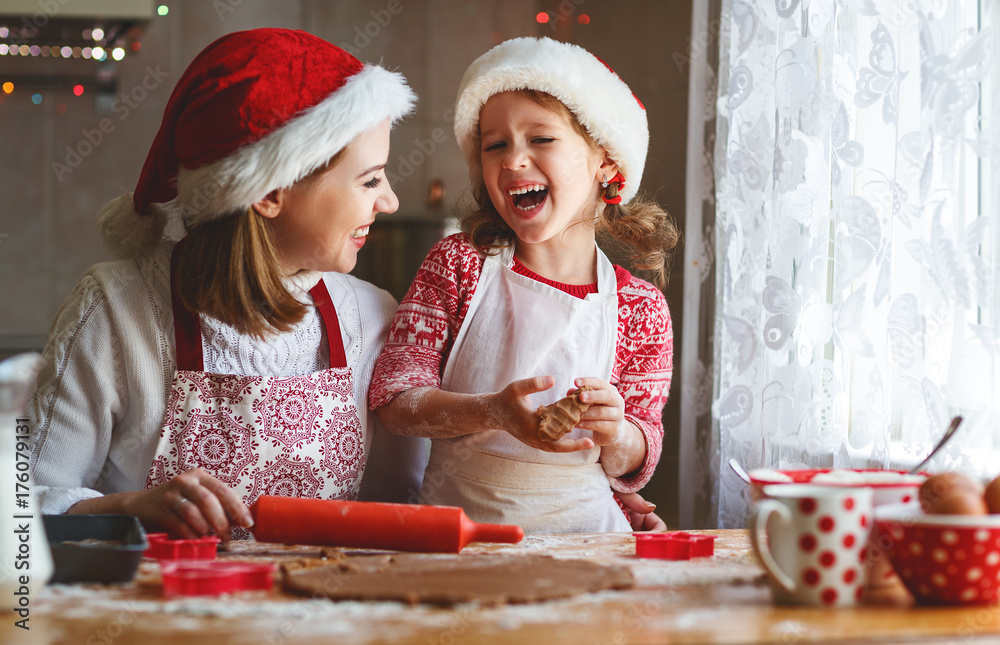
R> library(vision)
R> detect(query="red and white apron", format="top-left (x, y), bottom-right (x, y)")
top-left (419, 243), bottom-right (631, 533)
top-left (147, 242), bottom-right (364, 539)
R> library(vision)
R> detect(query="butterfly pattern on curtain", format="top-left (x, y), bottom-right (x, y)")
top-left (682, 0), bottom-right (999, 528)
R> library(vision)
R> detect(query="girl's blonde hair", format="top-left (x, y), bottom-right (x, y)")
top-left (461, 90), bottom-right (680, 289)
top-left (174, 150), bottom-right (345, 339)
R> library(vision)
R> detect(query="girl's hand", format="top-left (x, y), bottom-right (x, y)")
top-left (68, 468), bottom-right (253, 541)
top-left (574, 377), bottom-right (647, 476)
top-left (494, 376), bottom-right (595, 453)
top-left (572, 377), bottom-right (629, 446)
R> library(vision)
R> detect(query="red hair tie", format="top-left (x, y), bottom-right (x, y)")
top-left (602, 171), bottom-right (625, 205)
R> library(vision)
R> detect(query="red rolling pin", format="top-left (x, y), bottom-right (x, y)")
top-left (250, 496), bottom-right (524, 553)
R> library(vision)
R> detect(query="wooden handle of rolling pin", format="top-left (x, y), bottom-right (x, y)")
top-left (250, 496), bottom-right (524, 553)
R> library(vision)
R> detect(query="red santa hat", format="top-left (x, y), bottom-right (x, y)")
top-left (98, 28), bottom-right (415, 259)
top-left (453, 37), bottom-right (647, 204)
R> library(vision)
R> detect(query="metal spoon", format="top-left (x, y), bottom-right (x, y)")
top-left (908, 415), bottom-right (964, 475)
top-left (729, 458), bottom-right (752, 484)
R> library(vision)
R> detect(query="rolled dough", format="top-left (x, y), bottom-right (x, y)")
top-left (283, 554), bottom-right (634, 606)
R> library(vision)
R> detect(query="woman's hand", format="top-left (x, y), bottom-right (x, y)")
top-left (616, 491), bottom-right (667, 531)
top-left (67, 468), bottom-right (253, 540)
top-left (494, 376), bottom-right (595, 453)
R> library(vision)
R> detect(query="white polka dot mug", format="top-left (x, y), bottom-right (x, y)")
top-left (750, 484), bottom-right (874, 607)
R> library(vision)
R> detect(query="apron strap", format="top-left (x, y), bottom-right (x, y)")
top-left (169, 240), bottom-right (348, 371)
top-left (170, 239), bottom-right (204, 372)
top-left (309, 278), bottom-right (348, 369)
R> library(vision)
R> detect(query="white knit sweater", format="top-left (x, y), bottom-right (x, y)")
top-left (28, 239), bottom-right (427, 514)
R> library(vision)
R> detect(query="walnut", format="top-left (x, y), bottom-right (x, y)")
top-left (536, 387), bottom-right (594, 442)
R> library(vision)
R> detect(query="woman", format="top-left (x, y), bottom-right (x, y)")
top-left (27, 28), bottom-right (421, 540)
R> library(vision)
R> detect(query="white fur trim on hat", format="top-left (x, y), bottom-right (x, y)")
top-left (177, 64), bottom-right (414, 226)
top-left (454, 37), bottom-right (647, 204)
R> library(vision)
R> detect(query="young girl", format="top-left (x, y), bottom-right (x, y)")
top-left (370, 37), bottom-right (679, 533)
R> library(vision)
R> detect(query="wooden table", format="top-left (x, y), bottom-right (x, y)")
top-left (5, 530), bottom-right (1000, 645)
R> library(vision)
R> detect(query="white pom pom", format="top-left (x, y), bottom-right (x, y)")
top-left (96, 193), bottom-right (167, 260)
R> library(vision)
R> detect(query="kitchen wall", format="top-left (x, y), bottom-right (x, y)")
top-left (0, 0), bottom-right (692, 526)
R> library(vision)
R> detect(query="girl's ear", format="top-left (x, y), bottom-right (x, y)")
top-left (597, 149), bottom-right (618, 182)
top-left (252, 189), bottom-right (284, 219)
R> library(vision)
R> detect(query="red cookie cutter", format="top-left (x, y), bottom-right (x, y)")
top-left (634, 531), bottom-right (717, 560)
top-left (160, 560), bottom-right (276, 597)
top-left (145, 533), bottom-right (220, 561)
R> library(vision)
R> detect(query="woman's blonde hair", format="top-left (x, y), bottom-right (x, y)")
top-left (461, 89), bottom-right (680, 288)
top-left (174, 150), bottom-right (345, 339)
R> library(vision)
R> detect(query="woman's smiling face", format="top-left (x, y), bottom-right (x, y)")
top-left (478, 91), bottom-right (606, 248)
top-left (263, 120), bottom-right (398, 275)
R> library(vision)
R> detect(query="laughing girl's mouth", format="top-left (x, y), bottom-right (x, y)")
top-left (508, 184), bottom-right (549, 211)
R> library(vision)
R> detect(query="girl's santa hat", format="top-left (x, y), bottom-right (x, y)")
top-left (99, 28), bottom-right (415, 259)
top-left (453, 37), bottom-right (647, 205)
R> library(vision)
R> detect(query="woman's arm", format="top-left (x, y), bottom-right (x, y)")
top-left (29, 273), bottom-right (120, 514)
top-left (66, 469), bottom-right (253, 540)
top-left (30, 263), bottom-right (252, 539)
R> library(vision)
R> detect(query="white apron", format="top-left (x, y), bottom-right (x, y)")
top-left (420, 243), bottom-right (630, 533)
top-left (147, 241), bottom-right (365, 539)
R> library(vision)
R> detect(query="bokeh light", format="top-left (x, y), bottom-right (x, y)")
top-left (535, 12), bottom-right (549, 23)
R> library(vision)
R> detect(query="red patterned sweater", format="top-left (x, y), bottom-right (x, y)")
top-left (369, 233), bottom-right (673, 493)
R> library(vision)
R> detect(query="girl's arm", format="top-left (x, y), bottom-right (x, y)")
top-left (375, 378), bottom-right (595, 453)
top-left (569, 378), bottom-right (646, 477)
top-left (584, 277), bottom-right (674, 487)
top-left (370, 235), bottom-right (585, 452)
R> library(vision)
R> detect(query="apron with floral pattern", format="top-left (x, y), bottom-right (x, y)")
top-left (146, 242), bottom-right (364, 539)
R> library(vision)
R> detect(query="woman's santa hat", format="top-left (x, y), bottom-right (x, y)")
top-left (453, 37), bottom-right (647, 204)
top-left (99, 28), bottom-right (415, 259)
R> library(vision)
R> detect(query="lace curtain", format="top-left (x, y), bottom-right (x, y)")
top-left (681, 0), bottom-right (999, 528)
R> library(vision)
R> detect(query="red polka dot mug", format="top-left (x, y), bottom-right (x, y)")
top-left (750, 484), bottom-right (874, 607)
